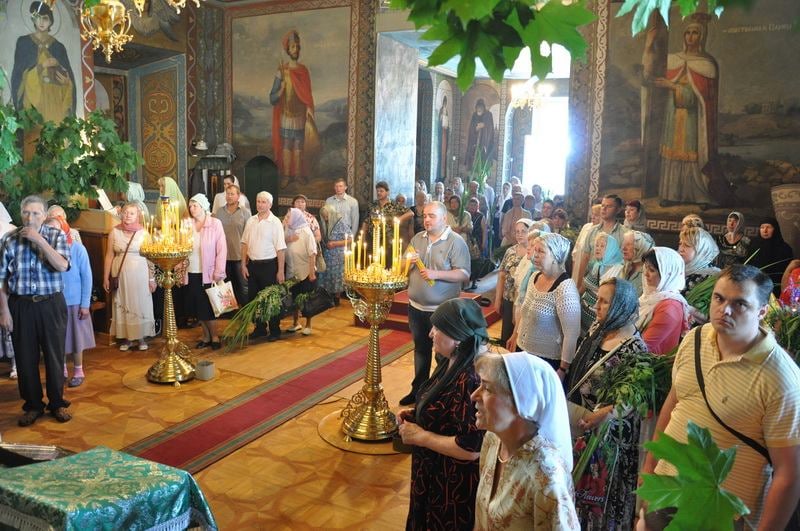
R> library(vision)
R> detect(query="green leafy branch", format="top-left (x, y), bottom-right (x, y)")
top-left (222, 279), bottom-right (298, 352)
top-left (594, 349), bottom-right (674, 418)
top-left (618, 0), bottom-right (758, 36)
top-left (638, 421), bottom-right (749, 530)
top-left (389, 0), bottom-right (596, 91)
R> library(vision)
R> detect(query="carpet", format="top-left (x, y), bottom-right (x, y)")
top-left (122, 329), bottom-right (413, 473)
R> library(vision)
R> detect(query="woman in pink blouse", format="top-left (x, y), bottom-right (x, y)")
top-left (637, 247), bottom-right (689, 355)
top-left (184, 194), bottom-right (227, 349)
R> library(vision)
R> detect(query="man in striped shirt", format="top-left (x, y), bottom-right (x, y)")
top-left (642, 265), bottom-right (800, 529)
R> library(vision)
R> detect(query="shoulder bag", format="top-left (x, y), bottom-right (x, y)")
top-left (694, 326), bottom-right (800, 529)
top-left (109, 230), bottom-right (136, 291)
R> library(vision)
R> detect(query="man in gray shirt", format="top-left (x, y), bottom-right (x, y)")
top-left (325, 178), bottom-right (359, 237)
top-left (213, 184), bottom-right (250, 305)
top-left (400, 201), bottom-right (470, 405)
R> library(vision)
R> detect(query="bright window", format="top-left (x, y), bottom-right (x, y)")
top-left (522, 96), bottom-right (569, 197)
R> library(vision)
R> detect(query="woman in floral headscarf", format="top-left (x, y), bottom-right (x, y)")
top-left (284, 207), bottom-right (317, 335)
top-left (715, 211), bottom-right (750, 269)
top-left (581, 232), bottom-right (624, 332)
top-left (637, 248), bottom-right (689, 355)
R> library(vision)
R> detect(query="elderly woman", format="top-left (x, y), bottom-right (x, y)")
top-left (398, 298), bottom-right (487, 530)
top-left (581, 232), bottom-right (624, 332)
top-left (284, 208), bottom-right (317, 335)
top-left (45, 217), bottom-right (95, 387)
top-left (621, 230), bottom-right (655, 296)
top-left (572, 203), bottom-right (602, 284)
top-left (318, 204), bottom-right (348, 303)
top-left (0, 204), bottom-right (16, 379)
top-left (500, 191), bottom-right (531, 246)
top-left (291, 194), bottom-right (322, 242)
top-left (567, 278), bottom-right (648, 530)
top-left (638, 248), bottom-right (689, 355)
top-left (715, 211), bottom-right (750, 269)
top-left (156, 177), bottom-right (188, 224)
top-left (103, 203), bottom-right (156, 351)
top-left (126, 182), bottom-right (151, 225)
top-left (472, 352), bottom-right (579, 530)
top-left (678, 226), bottom-right (720, 296)
top-left (494, 218), bottom-right (534, 344)
top-left (513, 221), bottom-right (551, 324)
top-left (508, 233), bottom-right (581, 377)
top-left (184, 194), bottom-right (227, 349)
top-left (47, 205), bottom-right (82, 244)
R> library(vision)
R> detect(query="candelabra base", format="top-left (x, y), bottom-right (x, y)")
top-left (146, 342), bottom-right (195, 384)
top-left (340, 387), bottom-right (397, 441)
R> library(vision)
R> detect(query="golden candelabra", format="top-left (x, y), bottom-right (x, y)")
top-left (340, 212), bottom-right (408, 441)
top-left (139, 197), bottom-right (195, 384)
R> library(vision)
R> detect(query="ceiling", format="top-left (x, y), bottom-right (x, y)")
top-left (382, 30), bottom-right (572, 81)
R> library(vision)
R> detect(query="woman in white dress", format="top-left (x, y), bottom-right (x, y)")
top-left (103, 203), bottom-right (156, 351)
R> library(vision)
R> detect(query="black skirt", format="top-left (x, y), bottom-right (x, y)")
top-left (186, 273), bottom-right (215, 321)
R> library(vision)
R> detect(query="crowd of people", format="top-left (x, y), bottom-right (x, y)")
top-left (1, 175), bottom-right (800, 530)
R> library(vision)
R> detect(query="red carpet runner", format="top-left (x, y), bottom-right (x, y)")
top-left (123, 330), bottom-right (413, 473)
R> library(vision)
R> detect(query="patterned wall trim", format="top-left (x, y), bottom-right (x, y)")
top-left (198, 5), bottom-right (225, 148)
top-left (646, 218), bottom-right (758, 238)
top-left (81, 36), bottom-right (96, 113)
top-left (186, 3), bottom-right (198, 145)
top-left (128, 55), bottom-right (188, 195)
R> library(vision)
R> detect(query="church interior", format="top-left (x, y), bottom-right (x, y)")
top-left (0, 0), bottom-right (799, 528)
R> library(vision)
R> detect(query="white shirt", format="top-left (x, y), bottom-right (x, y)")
top-left (325, 193), bottom-right (359, 236)
top-left (241, 212), bottom-right (286, 260)
top-left (212, 192), bottom-right (250, 215)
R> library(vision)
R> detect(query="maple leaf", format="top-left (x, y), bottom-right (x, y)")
top-left (637, 421), bottom-right (750, 531)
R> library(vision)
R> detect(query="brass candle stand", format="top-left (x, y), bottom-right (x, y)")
top-left (341, 276), bottom-right (407, 441)
top-left (140, 249), bottom-right (195, 384)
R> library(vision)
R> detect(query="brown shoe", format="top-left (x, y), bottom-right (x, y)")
top-left (51, 407), bottom-right (72, 423)
top-left (18, 410), bottom-right (44, 427)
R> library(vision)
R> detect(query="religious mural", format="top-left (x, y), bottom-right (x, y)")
top-left (0, 0), bottom-right (83, 117)
top-left (434, 80), bottom-right (452, 183)
top-left (230, 6), bottom-right (350, 197)
top-left (599, 0), bottom-right (800, 224)
top-left (460, 83), bottom-right (499, 177)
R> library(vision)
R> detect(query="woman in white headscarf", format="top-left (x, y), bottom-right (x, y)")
top-left (637, 248), bottom-right (689, 355)
top-left (184, 193), bottom-right (227, 349)
top-left (472, 352), bottom-right (579, 530)
top-left (284, 207), bottom-right (317, 335)
top-left (621, 230), bottom-right (655, 296)
top-left (679, 226), bottom-right (720, 296)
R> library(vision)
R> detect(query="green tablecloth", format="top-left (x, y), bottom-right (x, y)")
top-left (0, 446), bottom-right (217, 530)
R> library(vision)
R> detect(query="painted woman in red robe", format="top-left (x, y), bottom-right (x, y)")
top-left (655, 16), bottom-right (719, 207)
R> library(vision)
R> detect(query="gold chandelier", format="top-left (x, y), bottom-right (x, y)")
top-left (80, 0), bottom-right (201, 63)
top-left (510, 80), bottom-right (554, 110)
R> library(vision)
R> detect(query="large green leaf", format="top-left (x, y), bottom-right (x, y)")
top-left (637, 422), bottom-right (750, 530)
top-left (442, 0), bottom-right (502, 22)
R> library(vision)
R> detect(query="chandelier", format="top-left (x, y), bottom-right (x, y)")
top-left (80, 0), bottom-right (201, 63)
top-left (510, 80), bottom-right (554, 110)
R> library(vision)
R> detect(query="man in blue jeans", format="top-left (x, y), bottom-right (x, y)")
top-left (400, 201), bottom-right (470, 406)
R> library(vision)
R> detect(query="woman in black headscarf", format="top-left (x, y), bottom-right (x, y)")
top-left (398, 298), bottom-right (487, 530)
top-left (566, 278), bottom-right (648, 531)
top-left (749, 217), bottom-right (794, 296)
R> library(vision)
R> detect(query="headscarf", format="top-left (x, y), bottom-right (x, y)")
top-left (726, 211), bottom-right (746, 237)
top-left (45, 216), bottom-right (73, 245)
top-left (622, 231), bottom-right (655, 279)
top-left (637, 247), bottom-right (689, 330)
top-left (750, 217), bottom-right (794, 290)
top-left (416, 298), bottom-right (488, 417)
top-left (537, 232), bottom-right (572, 265)
top-left (502, 352), bottom-right (573, 470)
top-left (189, 193), bottom-right (210, 213)
top-left (285, 207), bottom-right (309, 237)
top-left (0, 201), bottom-right (12, 224)
top-left (319, 204), bottom-right (344, 242)
top-left (567, 278), bottom-right (639, 403)
top-left (683, 228), bottom-right (720, 277)
top-left (126, 182), bottom-right (151, 223)
top-left (156, 177), bottom-right (187, 226)
top-left (592, 233), bottom-right (623, 275)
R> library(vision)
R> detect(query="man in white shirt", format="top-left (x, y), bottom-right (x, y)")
top-left (325, 178), bottom-right (359, 235)
top-left (241, 191), bottom-right (286, 341)
top-left (212, 175), bottom-right (251, 214)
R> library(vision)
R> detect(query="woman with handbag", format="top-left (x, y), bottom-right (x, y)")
top-left (318, 204), bottom-right (348, 304)
top-left (284, 208), bottom-right (317, 335)
top-left (183, 194), bottom-right (227, 350)
top-left (103, 203), bottom-right (156, 351)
